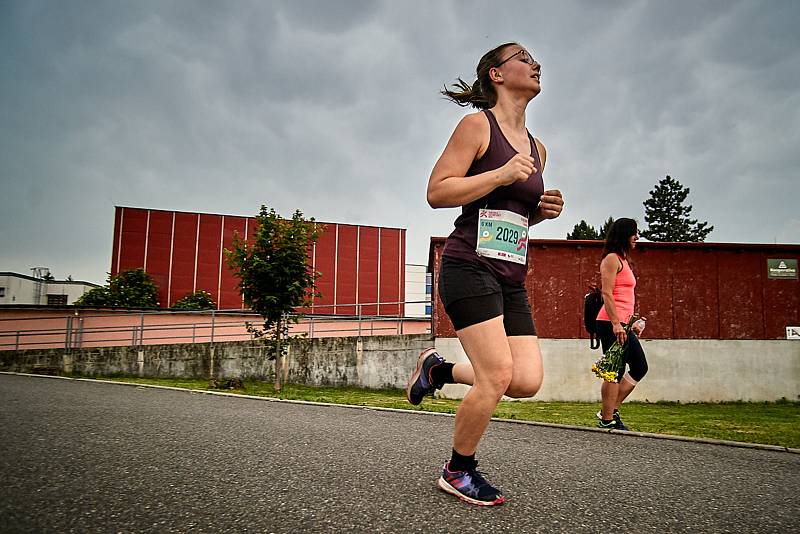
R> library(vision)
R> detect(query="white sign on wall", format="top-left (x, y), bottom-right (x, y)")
top-left (787, 326), bottom-right (800, 340)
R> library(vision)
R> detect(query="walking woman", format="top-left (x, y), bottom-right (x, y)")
top-left (595, 218), bottom-right (648, 430)
top-left (406, 42), bottom-right (564, 506)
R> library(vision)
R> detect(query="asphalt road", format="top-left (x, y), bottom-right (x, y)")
top-left (1, 373), bottom-right (798, 533)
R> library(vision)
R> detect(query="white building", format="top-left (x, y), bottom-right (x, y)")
top-left (0, 270), bottom-right (99, 306)
top-left (404, 264), bottom-right (432, 318)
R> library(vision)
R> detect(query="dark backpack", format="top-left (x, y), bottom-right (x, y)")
top-left (584, 285), bottom-right (603, 349)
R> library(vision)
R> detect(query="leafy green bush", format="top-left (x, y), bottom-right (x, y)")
top-left (75, 268), bottom-right (159, 308)
top-left (171, 290), bottom-right (216, 310)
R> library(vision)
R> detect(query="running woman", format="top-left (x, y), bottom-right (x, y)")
top-left (407, 42), bottom-right (564, 506)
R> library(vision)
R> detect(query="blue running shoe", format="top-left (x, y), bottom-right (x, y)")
top-left (406, 348), bottom-right (445, 405)
top-left (437, 461), bottom-right (505, 506)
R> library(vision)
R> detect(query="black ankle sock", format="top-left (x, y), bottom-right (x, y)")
top-left (449, 449), bottom-right (476, 472)
top-left (430, 362), bottom-right (455, 387)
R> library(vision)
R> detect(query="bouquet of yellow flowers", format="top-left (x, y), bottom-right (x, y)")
top-left (591, 316), bottom-right (639, 383)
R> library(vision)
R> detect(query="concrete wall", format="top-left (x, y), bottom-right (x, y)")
top-left (435, 338), bottom-right (800, 402)
top-left (2, 334), bottom-right (797, 402)
top-left (0, 334), bottom-right (433, 391)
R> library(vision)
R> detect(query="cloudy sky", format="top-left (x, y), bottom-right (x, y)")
top-left (2, 0), bottom-right (798, 284)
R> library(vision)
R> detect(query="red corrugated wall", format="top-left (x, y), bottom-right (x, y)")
top-left (335, 224), bottom-right (358, 316)
top-left (378, 227), bottom-right (403, 317)
top-left (218, 216), bottom-right (248, 310)
top-left (143, 210), bottom-right (172, 307)
top-left (358, 226), bottom-right (379, 316)
top-left (312, 222), bottom-right (336, 315)
top-left (169, 212), bottom-right (199, 307)
top-left (112, 207), bottom-right (405, 315)
top-left (430, 238), bottom-right (800, 340)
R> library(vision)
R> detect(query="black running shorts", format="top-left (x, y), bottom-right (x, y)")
top-left (438, 256), bottom-right (537, 336)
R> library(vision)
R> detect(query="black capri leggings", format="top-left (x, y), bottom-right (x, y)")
top-left (596, 320), bottom-right (648, 382)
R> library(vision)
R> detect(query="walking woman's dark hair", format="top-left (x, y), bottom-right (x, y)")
top-left (602, 218), bottom-right (638, 259)
top-left (441, 42), bottom-right (519, 109)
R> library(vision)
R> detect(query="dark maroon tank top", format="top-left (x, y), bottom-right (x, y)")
top-left (442, 109), bottom-right (545, 285)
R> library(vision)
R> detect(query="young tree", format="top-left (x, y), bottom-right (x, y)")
top-left (75, 268), bottom-right (160, 308)
top-left (225, 205), bottom-right (320, 390)
top-left (641, 175), bottom-right (714, 242)
top-left (566, 220), bottom-right (600, 240)
top-left (171, 290), bottom-right (216, 310)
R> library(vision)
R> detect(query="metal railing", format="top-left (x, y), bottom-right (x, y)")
top-left (0, 301), bottom-right (432, 351)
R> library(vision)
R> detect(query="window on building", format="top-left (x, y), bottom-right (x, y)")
top-left (425, 273), bottom-right (432, 295)
top-left (0, 287), bottom-right (5, 298)
top-left (425, 304), bottom-right (432, 316)
top-left (47, 294), bottom-right (68, 306)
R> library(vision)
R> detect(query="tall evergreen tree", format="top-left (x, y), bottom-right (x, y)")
top-left (566, 220), bottom-right (600, 240)
top-left (598, 216), bottom-right (616, 239)
top-left (641, 175), bottom-right (714, 242)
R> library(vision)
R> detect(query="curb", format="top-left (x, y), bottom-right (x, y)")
top-left (3, 371), bottom-right (798, 455)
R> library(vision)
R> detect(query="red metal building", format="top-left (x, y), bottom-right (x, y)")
top-left (429, 238), bottom-right (800, 340)
top-left (111, 207), bottom-right (405, 315)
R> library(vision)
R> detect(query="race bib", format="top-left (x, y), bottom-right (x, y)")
top-left (476, 209), bottom-right (528, 264)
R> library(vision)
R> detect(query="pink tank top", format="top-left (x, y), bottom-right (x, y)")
top-left (596, 254), bottom-right (636, 324)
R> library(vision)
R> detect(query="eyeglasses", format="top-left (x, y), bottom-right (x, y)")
top-left (496, 49), bottom-right (536, 67)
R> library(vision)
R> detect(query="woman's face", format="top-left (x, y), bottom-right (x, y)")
top-left (629, 232), bottom-right (639, 249)
top-left (494, 46), bottom-right (541, 95)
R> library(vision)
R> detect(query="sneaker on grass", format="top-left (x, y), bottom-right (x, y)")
top-left (595, 408), bottom-right (621, 420)
top-left (596, 409), bottom-right (629, 430)
top-left (597, 417), bottom-right (629, 431)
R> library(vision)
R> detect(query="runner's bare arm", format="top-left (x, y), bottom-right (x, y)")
top-left (427, 114), bottom-right (536, 208)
